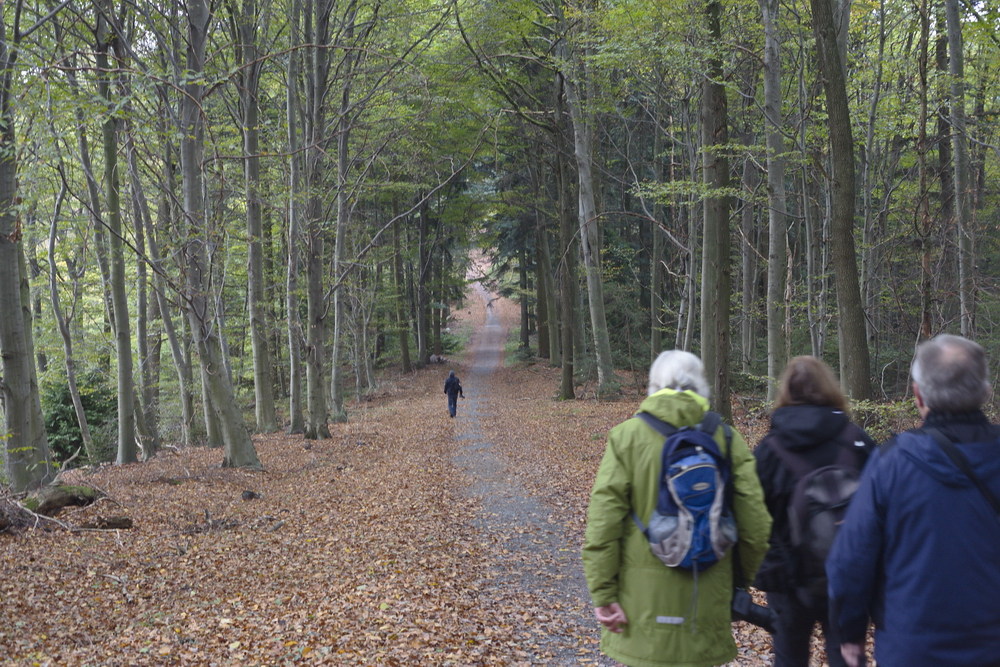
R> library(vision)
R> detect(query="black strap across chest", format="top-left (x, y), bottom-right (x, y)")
top-left (925, 427), bottom-right (1000, 520)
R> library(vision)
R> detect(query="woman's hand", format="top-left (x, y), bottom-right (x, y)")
top-left (594, 603), bottom-right (628, 633)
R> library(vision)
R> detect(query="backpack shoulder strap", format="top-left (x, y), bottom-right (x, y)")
top-left (926, 427), bottom-right (1000, 520)
top-left (695, 409), bottom-right (730, 445)
top-left (631, 412), bottom-right (677, 537)
top-left (768, 434), bottom-right (815, 478)
top-left (636, 411), bottom-right (678, 439)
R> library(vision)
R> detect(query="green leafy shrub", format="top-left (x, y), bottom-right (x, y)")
top-left (41, 370), bottom-right (118, 463)
top-left (851, 399), bottom-right (921, 443)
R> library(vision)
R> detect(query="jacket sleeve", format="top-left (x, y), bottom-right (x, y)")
top-left (827, 446), bottom-right (886, 643)
top-left (728, 428), bottom-right (773, 584)
top-left (582, 427), bottom-right (632, 607)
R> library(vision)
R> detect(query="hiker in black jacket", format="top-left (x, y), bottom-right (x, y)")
top-left (753, 356), bottom-right (876, 667)
top-left (444, 370), bottom-right (464, 418)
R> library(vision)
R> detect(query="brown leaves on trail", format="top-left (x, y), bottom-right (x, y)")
top-left (0, 373), bottom-right (527, 666)
top-left (1, 294), bottom-right (776, 666)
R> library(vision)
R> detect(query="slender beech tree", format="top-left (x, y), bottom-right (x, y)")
top-left (760, 0), bottom-right (787, 399)
top-left (945, 0), bottom-right (974, 337)
top-left (700, 0), bottom-right (732, 419)
top-left (179, 0), bottom-right (262, 467)
top-left (0, 0), bottom-right (54, 491)
top-left (231, 0), bottom-right (279, 432)
top-left (286, 0), bottom-right (307, 434)
top-left (810, 0), bottom-right (872, 399)
top-left (556, 10), bottom-right (617, 395)
top-left (94, 5), bottom-right (138, 464)
top-left (303, 0), bottom-right (333, 439)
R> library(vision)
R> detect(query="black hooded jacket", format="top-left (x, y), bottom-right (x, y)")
top-left (752, 404), bottom-right (876, 592)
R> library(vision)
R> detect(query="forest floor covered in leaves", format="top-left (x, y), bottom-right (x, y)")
top-left (1, 286), bottom-right (790, 666)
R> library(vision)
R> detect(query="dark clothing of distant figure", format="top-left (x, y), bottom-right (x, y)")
top-left (754, 404), bottom-right (875, 667)
top-left (827, 409), bottom-right (1000, 667)
top-left (444, 373), bottom-right (463, 418)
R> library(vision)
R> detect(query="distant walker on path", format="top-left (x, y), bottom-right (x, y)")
top-left (444, 370), bottom-right (464, 418)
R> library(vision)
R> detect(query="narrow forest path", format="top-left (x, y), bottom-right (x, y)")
top-left (451, 282), bottom-right (617, 665)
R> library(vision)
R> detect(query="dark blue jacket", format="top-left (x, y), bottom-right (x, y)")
top-left (827, 410), bottom-right (1000, 667)
top-left (444, 375), bottom-right (463, 398)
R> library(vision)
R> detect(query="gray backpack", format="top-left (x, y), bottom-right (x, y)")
top-left (772, 432), bottom-right (864, 603)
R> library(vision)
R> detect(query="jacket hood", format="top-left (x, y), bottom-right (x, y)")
top-left (636, 388), bottom-right (709, 427)
top-left (769, 404), bottom-right (850, 451)
top-left (896, 423), bottom-right (1000, 489)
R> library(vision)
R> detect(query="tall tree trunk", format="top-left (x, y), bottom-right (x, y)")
top-left (330, 17), bottom-right (356, 424)
top-left (917, 0), bottom-right (933, 340)
top-left (95, 15), bottom-right (138, 464)
top-left (945, 0), bottom-right (973, 337)
top-left (0, 4), bottom-right (53, 491)
top-left (180, 0), bottom-right (262, 467)
top-left (561, 53), bottom-right (617, 395)
top-left (392, 213), bottom-right (412, 373)
top-left (700, 0), bottom-right (732, 420)
top-left (416, 199), bottom-right (430, 365)
top-left (303, 0), bottom-right (333, 439)
top-left (286, 0), bottom-right (306, 434)
top-left (860, 0), bottom-right (886, 348)
top-left (126, 134), bottom-right (161, 456)
top-left (555, 83), bottom-right (575, 399)
top-left (235, 0), bottom-right (279, 433)
top-left (934, 22), bottom-right (954, 336)
top-left (519, 244), bottom-right (529, 350)
top-left (811, 0), bottom-right (872, 399)
top-left (535, 224), bottom-right (549, 359)
top-left (539, 216), bottom-right (560, 367)
top-left (739, 156), bottom-right (758, 375)
top-left (760, 0), bottom-right (787, 399)
top-left (48, 186), bottom-right (94, 460)
top-left (651, 103), bottom-right (665, 362)
top-left (531, 159), bottom-right (551, 360)
top-left (142, 134), bottom-right (195, 448)
top-left (64, 64), bottom-right (116, 340)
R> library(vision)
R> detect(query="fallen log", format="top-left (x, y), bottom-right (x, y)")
top-left (79, 516), bottom-right (134, 530)
top-left (25, 485), bottom-right (102, 517)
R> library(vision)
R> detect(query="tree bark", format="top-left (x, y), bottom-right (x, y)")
top-left (47, 186), bottom-right (94, 460)
top-left (303, 0), bottom-right (334, 439)
top-left (760, 0), bottom-right (787, 399)
top-left (945, 0), bottom-right (974, 337)
top-left (329, 10), bottom-right (356, 424)
top-left (0, 3), bottom-right (54, 491)
top-left (235, 0), bottom-right (279, 433)
top-left (700, 0), bottom-right (732, 419)
top-left (810, 0), bottom-right (872, 399)
top-left (392, 213), bottom-right (412, 373)
top-left (180, 0), bottom-right (262, 467)
top-left (94, 13), bottom-right (138, 464)
top-left (561, 56), bottom-right (617, 395)
top-left (286, 0), bottom-right (306, 434)
top-left (554, 77), bottom-right (575, 400)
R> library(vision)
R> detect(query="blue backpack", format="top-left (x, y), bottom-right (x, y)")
top-left (632, 411), bottom-right (737, 572)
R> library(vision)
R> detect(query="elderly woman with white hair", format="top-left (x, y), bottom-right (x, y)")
top-left (582, 350), bottom-right (772, 667)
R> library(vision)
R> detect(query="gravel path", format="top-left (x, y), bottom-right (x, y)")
top-left (452, 283), bottom-right (619, 666)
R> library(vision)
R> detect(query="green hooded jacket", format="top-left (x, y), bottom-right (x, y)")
top-left (582, 389), bottom-right (772, 667)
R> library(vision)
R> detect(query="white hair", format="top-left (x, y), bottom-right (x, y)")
top-left (647, 350), bottom-right (710, 398)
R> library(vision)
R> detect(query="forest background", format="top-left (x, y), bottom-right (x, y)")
top-left (0, 0), bottom-right (998, 489)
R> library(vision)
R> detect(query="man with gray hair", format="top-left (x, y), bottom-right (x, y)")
top-left (827, 334), bottom-right (1000, 667)
top-left (583, 350), bottom-right (772, 666)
